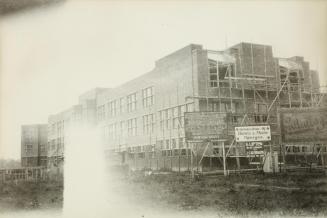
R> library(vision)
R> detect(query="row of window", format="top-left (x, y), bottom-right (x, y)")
top-left (23, 135), bottom-right (35, 144)
top-left (142, 87), bottom-right (154, 108)
top-left (127, 145), bottom-right (155, 153)
top-left (47, 138), bottom-right (64, 151)
top-left (104, 117), bottom-right (139, 139)
top-left (159, 103), bottom-right (195, 130)
top-left (116, 139), bottom-right (187, 155)
top-left (203, 102), bottom-right (267, 113)
top-left (103, 103), bottom-right (195, 139)
top-left (104, 115), bottom-right (156, 138)
top-left (285, 145), bottom-right (327, 153)
top-left (161, 149), bottom-right (191, 157)
top-left (24, 144), bottom-right (33, 154)
top-left (49, 114), bottom-right (83, 135)
top-left (98, 87), bottom-right (154, 121)
top-left (143, 114), bottom-right (155, 134)
top-left (23, 129), bottom-right (38, 143)
top-left (127, 118), bottom-right (137, 136)
top-left (157, 138), bottom-right (186, 150)
top-left (204, 101), bottom-right (237, 113)
top-left (23, 144), bottom-right (46, 154)
top-left (124, 145), bottom-right (231, 157)
top-left (127, 149), bottom-right (192, 159)
top-left (49, 120), bottom-right (65, 135)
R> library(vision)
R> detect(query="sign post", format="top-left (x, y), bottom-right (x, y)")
top-left (235, 125), bottom-right (272, 172)
top-left (222, 142), bottom-right (227, 176)
top-left (235, 126), bottom-right (271, 143)
top-left (270, 141), bottom-right (274, 173)
top-left (190, 142), bottom-right (194, 180)
top-left (280, 107), bottom-right (327, 143)
top-left (184, 112), bottom-right (227, 140)
top-left (279, 107), bottom-right (327, 172)
top-left (184, 112), bottom-right (228, 177)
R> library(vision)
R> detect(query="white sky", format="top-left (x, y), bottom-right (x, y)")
top-left (1, 0), bottom-right (327, 159)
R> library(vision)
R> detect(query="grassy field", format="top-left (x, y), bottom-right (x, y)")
top-left (117, 171), bottom-right (327, 217)
top-left (0, 180), bottom-right (63, 212)
top-left (1, 170), bottom-right (327, 217)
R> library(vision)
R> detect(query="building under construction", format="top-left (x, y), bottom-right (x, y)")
top-left (20, 42), bottom-right (326, 175)
top-left (97, 42), bottom-right (326, 173)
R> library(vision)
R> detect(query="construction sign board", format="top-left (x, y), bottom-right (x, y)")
top-left (235, 126), bottom-right (271, 142)
top-left (184, 112), bottom-right (227, 140)
top-left (245, 142), bottom-right (264, 156)
top-left (280, 107), bottom-right (327, 143)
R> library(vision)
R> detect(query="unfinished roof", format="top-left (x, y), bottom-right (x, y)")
top-left (208, 52), bottom-right (235, 65)
top-left (278, 58), bottom-right (303, 71)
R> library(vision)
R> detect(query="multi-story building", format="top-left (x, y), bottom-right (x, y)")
top-left (47, 88), bottom-right (108, 175)
top-left (21, 42), bottom-right (325, 173)
top-left (21, 124), bottom-right (48, 167)
top-left (97, 42), bottom-right (325, 172)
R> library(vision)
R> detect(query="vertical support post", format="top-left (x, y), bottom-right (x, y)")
top-left (163, 153), bottom-right (166, 170)
top-left (149, 152), bottom-right (151, 170)
top-left (187, 147), bottom-right (189, 171)
top-left (283, 144), bottom-right (286, 172)
top-left (222, 142), bottom-right (227, 176)
top-left (216, 53), bottom-right (220, 88)
top-left (157, 151), bottom-right (159, 171)
top-left (178, 152), bottom-right (181, 173)
top-left (242, 83), bottom-right (246, 113)
top-left (323, 144), bottom-right (326, 175)
top-left (270, 141), bottom-right (275, 173)
top-left (235, 143), bottom-right (240, 172)
top-left (287, 70), bottom-right (292, 108)
top-left (229, 65), bottom-right (233, 103)
top-left (251, 43), bottom-right (257, 119)
top-left (264, 45), bottom-right (269, 99)
top-left (310, 68), bottom-right (314, 107)
top-left (279, 143), bottom-right (282, 173)
top-left (170, 150), bottom-right (173, 170)
top-left (298, 69), bottom-right (303, 108)
top-left (217, 55), bottom-right (222, 112)
top-left (321, 144), bottom-right (325, 167)
top-left (134, 152), bottom-right (136, 171)
top-left (190, 142), bottom-right (194, 180)
top-left (196, 144), bottom-right (199, 173)
top-left (209, 155), bottom-right (212, 171)
top-left (205, 50), bottom-right (210, 111)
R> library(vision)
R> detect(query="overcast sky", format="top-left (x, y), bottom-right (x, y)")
top-left (1, 0), bottom-right (327, 159)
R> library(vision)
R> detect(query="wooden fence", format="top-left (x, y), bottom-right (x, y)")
top-left (0, 166), bottom-right (47, 183)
